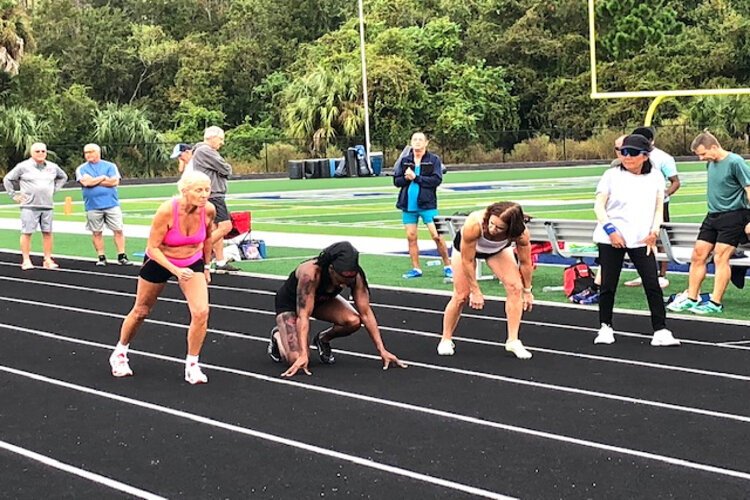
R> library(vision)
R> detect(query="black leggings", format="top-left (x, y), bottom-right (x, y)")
top-left (598, 244), bottom-right (666, 331)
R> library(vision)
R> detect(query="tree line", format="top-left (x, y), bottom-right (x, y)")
top-left (0, 0), bottom-right (749, 176)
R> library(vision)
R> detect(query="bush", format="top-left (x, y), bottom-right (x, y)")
top-left (228, 142), bottom-right (306, 174)
top-left (507, 135), bottom-right (560, 162)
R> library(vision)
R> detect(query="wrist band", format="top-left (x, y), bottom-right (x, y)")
top-left (603, 222), bottom-right (617, 235)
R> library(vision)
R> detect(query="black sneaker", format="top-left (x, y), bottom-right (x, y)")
top-left (313, 332), bottom-right (335, 365)
top-left (215, 262), bottom-right (241, 273)
top-left (95, 257), bottom-right (107, 267)
top-left (117, 254), bottom-right (131, 265)
top-left (267, 327), bottom-right (281, 363)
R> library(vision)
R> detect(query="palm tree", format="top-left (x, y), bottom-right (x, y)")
top-left (0, 105), bottom-right (50, 171)
top-left (93, 104), bottom-right (168, 177)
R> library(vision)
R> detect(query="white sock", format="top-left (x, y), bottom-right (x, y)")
top-left (114, 342), bottom-right (129, 355)
top-left (186, 354), bottom-right (199, 366)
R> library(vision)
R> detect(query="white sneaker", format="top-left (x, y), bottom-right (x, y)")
top-left (651, 328), bottom-right (680, 346)
top-left (594, 323), bottom-right (615, 344)
top-left (437, 339), bottom-right (455, 356)
top-left (505, 339), bottom-right (532, 359)
top-left (658, 277), bottom-right (670, 289)
top-left (109, 352), bottom-right (133, 377)
top-left (185, 362), bottom-right (208, 384)
top-left (624, 277), bottom-right (642, 287)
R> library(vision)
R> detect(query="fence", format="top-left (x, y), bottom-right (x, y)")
top-left (1, 125), bottom-right (747, 178)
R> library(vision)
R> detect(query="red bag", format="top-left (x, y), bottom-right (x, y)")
top-left (225, 211), bottom-right (251, 239)
top-left (563, 260), bottom-right (595, 297)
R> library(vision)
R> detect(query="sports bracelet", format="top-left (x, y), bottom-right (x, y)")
top-left (602, 222), bottom-right (617, 235)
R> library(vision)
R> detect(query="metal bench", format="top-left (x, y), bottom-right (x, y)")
top-left (434, 215), bottom-right (750, 268)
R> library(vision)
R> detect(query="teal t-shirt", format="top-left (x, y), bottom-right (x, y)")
top-left (707, 152), bottom-right (750, 213)
top-left (406, 163), bottom-right (421, 212)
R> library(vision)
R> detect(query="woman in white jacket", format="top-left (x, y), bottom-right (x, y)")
top-left (592, 134), bottom-right (680, 347)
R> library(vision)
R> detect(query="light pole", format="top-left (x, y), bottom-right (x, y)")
top-left (357, 0), bottom-right (372, 171)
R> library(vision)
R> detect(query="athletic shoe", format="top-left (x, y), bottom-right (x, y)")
top-left (690, 300), bottom-right (723, 315)
top-left (96, 257), bottom-right (107, 267)
top-left (42, 259), bottom-right (59, 269)
top-left (109, 352), bottom-right (133, 377)
top-left (437, 339), bottom-right (455, 356)
top-left (20, 261), bottom-right (34, 271)
top-left (184, 362), bottom-right (208, 384)
top-left (579, 292), bottom-right (600, 305)
top-left (624, 277), bottom-right (642, 287)
top-left (443, 266), bottom-right (453, 279)
top-left (570, 287), bottom-right (596, 304)
top-left (505, 339), bottom-right (532, 359)
top-left (658, 277), bottom-right (670, 289)
top-left (118, 255), bottom-right (131, 266)
top-left (666, 293), bottom-right (699, 312)
top-left (268, 327), bottom-right (281, 363)
top-left (402, 268), bottom-right (423, 279)
top-left (215, 262), bottom-right (241, 273)
top-left (313, 332), bottom-right (335, 364)
top-left (594, 323), bottom-right (615, 344)
top-left (651, 328), bottom-right (680, 346)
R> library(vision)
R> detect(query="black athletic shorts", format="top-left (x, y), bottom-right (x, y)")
top-left (209, 196), bottom-right (230, 223)
top-left (139, 256), bottom-right (205, 284)
top-left (663, 201), bottom-right (670, 223)
top-left (697, 209), bottom-right (748, 247)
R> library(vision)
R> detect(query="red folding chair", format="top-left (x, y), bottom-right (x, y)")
top-left (225, 211), bottom-right (251, 240)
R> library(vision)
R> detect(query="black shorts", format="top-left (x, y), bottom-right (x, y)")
top-left (697, 210), bottom-right (748, 247)
top-left (663, 201), bottom-right (670, 223)
top-left (139, 256), bottom-right (205, 283)
top-left (453, 231), bottom-right (508, 260)
top-left (209, 196), bottom-right (230, 223)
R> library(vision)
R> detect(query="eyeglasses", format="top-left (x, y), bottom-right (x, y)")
top-left (619, 147), bottom-right (648, 157)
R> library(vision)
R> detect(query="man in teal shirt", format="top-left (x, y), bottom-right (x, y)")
top-left (668, 131), bottom-right (750, 314)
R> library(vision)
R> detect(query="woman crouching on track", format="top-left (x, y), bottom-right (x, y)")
top-left (269, 241), bottom-right (408, 377)
top-left (109, 170), bottom-right (215, 384)
top-left (438, 201), bottom-right (534, 359)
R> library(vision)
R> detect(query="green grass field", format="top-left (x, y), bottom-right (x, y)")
top-left (2, 161), bottom-right (747, 321)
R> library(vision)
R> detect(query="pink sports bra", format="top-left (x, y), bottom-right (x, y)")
top-left (162, 198), bottom-right (207, 247)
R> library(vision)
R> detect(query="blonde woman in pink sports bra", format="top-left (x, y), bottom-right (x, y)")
top-left (439, 201), bottom-right (535, 360)
top-left (109, 171), bottom-right (216, 384)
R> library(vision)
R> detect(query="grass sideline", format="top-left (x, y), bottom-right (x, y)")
top-left (3, 229), bottom-right (748, 323)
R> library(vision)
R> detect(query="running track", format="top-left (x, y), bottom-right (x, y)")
top-left (1, 252), bottom-right (749, 499)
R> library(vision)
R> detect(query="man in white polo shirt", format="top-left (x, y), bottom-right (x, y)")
top-left (3, 142), bottom-right (68, 270)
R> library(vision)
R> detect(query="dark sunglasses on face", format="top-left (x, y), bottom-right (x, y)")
top-left (619, 147), bottom-right (648, 157)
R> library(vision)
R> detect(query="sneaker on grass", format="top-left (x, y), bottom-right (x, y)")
top-left (402, 268), bottom-right (423, 279)
top-left (666, 293), bottom-right (699, 312)
top-left (690, 300), bottom-right (723, 315)
top-left (443, 266), bottom-right (453, 279)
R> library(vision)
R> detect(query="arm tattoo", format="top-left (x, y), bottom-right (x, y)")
top-left (297, 275), bottom-right (315, 311)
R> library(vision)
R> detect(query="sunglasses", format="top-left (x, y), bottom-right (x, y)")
top-left (618, 147), bottom-right (648, 157)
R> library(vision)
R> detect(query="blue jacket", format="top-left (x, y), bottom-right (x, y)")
top-left (393, 150), bottom-right (443, 211)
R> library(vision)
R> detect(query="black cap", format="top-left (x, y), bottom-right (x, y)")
top-left (621, 134), bottom-right (653, 152)
top-left (631, 127), bottom-right (655, 142)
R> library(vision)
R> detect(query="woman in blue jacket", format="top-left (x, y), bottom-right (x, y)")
top-left (393, 132), bottom-right (452, 279)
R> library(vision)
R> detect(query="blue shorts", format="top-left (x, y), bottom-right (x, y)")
top-left (402, 209), bottom-right (439, 225)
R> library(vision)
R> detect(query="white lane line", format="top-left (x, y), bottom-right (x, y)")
top-left (2, 334), bottom-right (750, 485)
top-left (0, 286), bottom-right (750, 381)
top-left (2, 321), bottom-right (750, 431)
top-left (0, 366), bottom-right (514, 500)
top-left (0, 440), bottom-right (165, 500)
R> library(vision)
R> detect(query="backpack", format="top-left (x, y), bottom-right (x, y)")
top-left (563, 260), bottom-right (595, 297)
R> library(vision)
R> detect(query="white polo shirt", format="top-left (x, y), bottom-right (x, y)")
top-left (594, 166), bottom-right (665, 248)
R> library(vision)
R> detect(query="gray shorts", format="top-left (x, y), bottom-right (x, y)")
top-left (20, 208), bottom-right (53, 234)
top-left (86, 206), bottom-right (124, 233)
